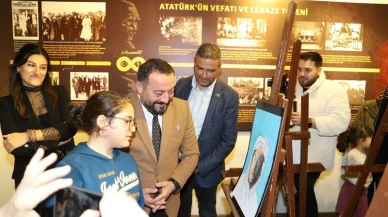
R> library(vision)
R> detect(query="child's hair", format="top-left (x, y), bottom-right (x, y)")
top-left (69, 91), bottom-right (133, 134)
top-left (337, 125), bottom-right (373, 153)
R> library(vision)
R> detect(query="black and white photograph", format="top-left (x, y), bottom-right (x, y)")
top-left (228, 77), bottom-right (264, 106)
top-left (49, 71), bottom-right (59, 86)
top-left (12, 1), bottom-right (39, 40)
top-left (41, 1), bottom-right (106, 41)
top-left (325, 22), bottom-right (363, 51)
top-left (217, 17), bottom-right (267, 48)
top-left (263, 77), bottom-right (272, 99)
top-left (330, 79), bottom-right (366, 107)
top-left (290, 21), bottom-right (324, 50)
top-left (159, 16), bottom-right (202, 45)
top-left (70, 72), bottom-right (109, 101)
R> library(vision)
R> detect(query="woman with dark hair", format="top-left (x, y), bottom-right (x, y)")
top-left (0, 43), bottom-right (77, 188)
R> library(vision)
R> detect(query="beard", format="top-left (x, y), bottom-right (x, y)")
top-left (298, 74), bottom-right (319, 88)
top-left (142, 99), bottom-right (170, 115)
top-left (248, 153), bottom-right (265, 189)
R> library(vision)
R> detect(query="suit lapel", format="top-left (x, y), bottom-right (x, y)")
top-left (131, 94), bottom-right (158, 163)
top-left (159, 100), bottom-right (174, 164)
top-left (199, 80), bottom-right (222, 139)
top-left (179, 76), bottom-right (193, 100)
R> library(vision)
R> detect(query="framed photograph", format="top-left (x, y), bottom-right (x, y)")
top-left (49, 71), bottom-right (59, 86)
top-left (217, 17), bottom-right (268, 48)
top-left (12, 1), bottom-right (39, 40)
top-left (70, 72), bottom-right (109, 101)
top-left (230, 101), bottom-right (284, 217)
top-left (41, 1), bottom-right (106, 42)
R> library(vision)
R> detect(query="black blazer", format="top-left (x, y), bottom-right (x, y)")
top-left (175, 76), bottom-right (239, 188)
top-left (0, 85), bottom-right (77, 183)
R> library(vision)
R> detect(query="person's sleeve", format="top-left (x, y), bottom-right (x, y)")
top-left (197, 91), bottom-right (239, 178)
top-left (44, 160), bottom-right (83, 209)
top-left (0, 97), bottom-right (40, 156)
top-left (0, 97), bottom-right (22, 135)
top-left (349, 151), bottom-right (366, 165)
top-left (137, 173), bottom-right (145, 209)
top-left (314, 85), bottom-right (351, 136)
top-left (132, 157), bottom-right (145, 209)
top-left (53, 85), bottom-right (77, 141)
top-left (56, 160), bottom-right (84, 188)
top-left (171, 102), bottom-right (199, 187)
top-left (352, 102), bottom-right (367, 127)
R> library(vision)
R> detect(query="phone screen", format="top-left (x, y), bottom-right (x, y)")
top-left (55, 186), bottom-right (102, 217)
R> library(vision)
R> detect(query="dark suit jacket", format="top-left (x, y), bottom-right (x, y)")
top-left (0, 85), bottom-right (77, 182)
top-left (128, 94), bottom-right (199, 217)
top-left (175, 76), bottom-right (239, 188)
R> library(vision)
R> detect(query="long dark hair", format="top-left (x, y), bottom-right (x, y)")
top-left (10, 43), bottom-right (57, 118)
top-left (337, 125), bottom-right (373, 153)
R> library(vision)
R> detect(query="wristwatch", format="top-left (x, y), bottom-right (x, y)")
top-left (308, 118), bottom-right (313, 128)
top-left (168, 178), bottom-right (181, 194)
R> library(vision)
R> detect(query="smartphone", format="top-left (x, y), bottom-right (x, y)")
top-left (151, 187), bottom-right (162, 198)
top-left (54, 186), bottom-right (102, 217)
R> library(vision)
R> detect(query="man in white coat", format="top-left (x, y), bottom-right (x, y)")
top-left (290, 52), bottom-right (350, 217)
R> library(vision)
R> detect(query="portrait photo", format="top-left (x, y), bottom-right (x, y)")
top-left (231, 102), bottom-right (284, 217)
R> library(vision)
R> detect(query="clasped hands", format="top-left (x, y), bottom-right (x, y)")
top-left (3, 132), bottom-right (72, 154)
top-left (143, 180), bottom-right (176, 213)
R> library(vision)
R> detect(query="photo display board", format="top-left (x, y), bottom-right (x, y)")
top-left (1, 0), bottom-right (388, 131)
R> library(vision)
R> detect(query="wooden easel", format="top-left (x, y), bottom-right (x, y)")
top-left (365, 149), bottom-right (388, 217)
top-left (342, 102), bottom-right (388, 217)
top-left (221, 1), bottom-right (299, 216)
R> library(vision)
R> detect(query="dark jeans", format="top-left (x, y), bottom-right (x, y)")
top-left (178, 176), bottom-right (217, 217)
top-left (294, 172), bottom-right (321, 217)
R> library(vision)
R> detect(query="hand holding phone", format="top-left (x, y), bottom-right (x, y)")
top-left (55, 186), bottom-right (102, 217)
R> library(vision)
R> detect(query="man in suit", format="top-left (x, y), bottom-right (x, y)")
top-left (128, 58), bottom-right (199, 217)
top-left (175, 43), bottom-right (239, 217)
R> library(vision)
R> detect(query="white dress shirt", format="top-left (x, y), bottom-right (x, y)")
top-left (188, 76), bottom-right (216, 139)
top-left (139, 95), bottom-right (163, 138)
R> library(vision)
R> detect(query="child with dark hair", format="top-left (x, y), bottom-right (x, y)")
top-left (335, 125), bottom-right (373, 217)
top-left (56, 91), bottom-right (144, 208)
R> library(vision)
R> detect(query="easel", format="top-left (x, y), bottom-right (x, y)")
top-left (342, 102), bottom-right (388, 217)
top-left (221, 1), bottom-right (300, 216)
top-left (365, 148), bottom-right (388, 217)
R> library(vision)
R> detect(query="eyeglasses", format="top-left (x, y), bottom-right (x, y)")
top-left (113, 116), bottom-right (137, 130)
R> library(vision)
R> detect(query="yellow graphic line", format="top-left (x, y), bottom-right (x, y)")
top-left (61, 61), bottom-right (85, 65)
top-left (51, 61), bottom-right (61, 65)
top-left (86, 61), bottom-right (112, 66)
top-left (323, 67), bottom-right (380, 73)
top-left (170, 63), bottom-right (380, 73)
